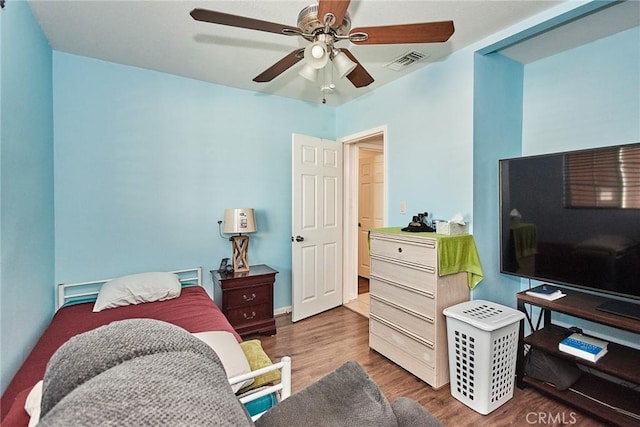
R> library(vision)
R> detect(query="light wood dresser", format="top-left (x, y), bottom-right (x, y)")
top-left (369, 228), bottom-right (470, 389)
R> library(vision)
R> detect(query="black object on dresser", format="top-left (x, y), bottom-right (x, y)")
top-left (211, 264), bottom-right (278, 337)
top-left (516, 287), bottom-right (640, 426)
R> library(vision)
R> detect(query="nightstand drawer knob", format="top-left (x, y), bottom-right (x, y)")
top-left (243, 311), bottom-right (256, 320)
top-left (243, 293), bottom-right (256, 301)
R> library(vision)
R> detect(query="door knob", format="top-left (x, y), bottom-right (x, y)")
top-left (295, 235), bottom-right (304, 242)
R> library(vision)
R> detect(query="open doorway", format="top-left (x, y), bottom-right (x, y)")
top-left (341, 126), bottom-right (386, 317)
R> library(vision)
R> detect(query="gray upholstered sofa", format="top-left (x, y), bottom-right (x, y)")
top-left (38, 319), bottom-right (442, 426)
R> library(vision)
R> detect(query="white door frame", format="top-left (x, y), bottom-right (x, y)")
top-left (340, 125), bottom-right (388, 303)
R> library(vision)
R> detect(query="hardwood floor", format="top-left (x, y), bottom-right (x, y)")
top-left (250, 307), bottom-right (607, 427)
top-left (358, 276), bottom-right (370, 294)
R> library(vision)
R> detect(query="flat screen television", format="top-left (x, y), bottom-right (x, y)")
top-left (499, 142), bottom-right (640, 319)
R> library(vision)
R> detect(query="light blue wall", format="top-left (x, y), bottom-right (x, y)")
top-left (0, 1), bottom-right (54, 393)
top-left (337, 51), bottom-right (475, 227)
top-left (521, 26), bottom-right (640, 154)
top-left (53, 52), bottom-right (335, 309)
top-left (472, 52), bottom-right (524, 307)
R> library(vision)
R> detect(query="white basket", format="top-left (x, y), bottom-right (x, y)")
top-left (436, 222), bottom-right (469, 235)
top-left (443, 300), bottom-right (525, 415)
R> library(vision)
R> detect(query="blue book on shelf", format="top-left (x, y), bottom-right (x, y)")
top-left (526, 285), bottom-right (566, 301)
top-left (559, 333), bottom-right (608, 362)
top-left (533, 285), bottom-right (560, 295)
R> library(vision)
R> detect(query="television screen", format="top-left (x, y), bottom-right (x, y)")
top-left (499, 143), bottom-right (640, 301)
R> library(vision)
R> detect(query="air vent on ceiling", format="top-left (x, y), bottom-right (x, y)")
top-left (385, 50), bottom-right (429, 71)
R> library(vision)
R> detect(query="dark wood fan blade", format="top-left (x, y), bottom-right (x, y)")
top-left (253, 49), bottom-right (305, 83)
top-left (350, 21), bottom-right (454, 44)
top-left (339, 49), bottom-right (374, 88)
top-left (318, 0), bottom-right (351, 26)
top-left (190, 8), bottom-right (301, 36)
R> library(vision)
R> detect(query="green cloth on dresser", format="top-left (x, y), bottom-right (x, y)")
top-left (371, 227), bottom-right (484, 289)
top-left (437, 234), bottom-right (484, 289)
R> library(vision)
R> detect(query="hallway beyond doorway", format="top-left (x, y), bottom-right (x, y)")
top-left (344, 277), bottom-right (369, 318)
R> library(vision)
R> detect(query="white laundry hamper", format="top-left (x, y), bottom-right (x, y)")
top-left (443, 300), bottom-right (525, 415)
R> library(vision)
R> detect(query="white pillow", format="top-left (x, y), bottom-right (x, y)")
top-left (192, 331), bottom-right (254, 393)
top-left (93, 272), bottom-right (181, 312)
top-left (25, 380), bottom-right (43, 427)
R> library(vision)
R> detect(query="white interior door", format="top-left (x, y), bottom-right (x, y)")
top-left (358, 148), bottom-right (384, 278)
top-left (292, 133), bottom-right (343, 322)
top-left (371, 150), bottom-right (385, 230)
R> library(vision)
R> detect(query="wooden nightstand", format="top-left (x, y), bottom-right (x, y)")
top-left (211, 264), bottom-right (278, 337)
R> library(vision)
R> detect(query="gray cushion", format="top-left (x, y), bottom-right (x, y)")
top-left (39, 351), bottom-right (253, 427)
top-left (255, 361), bottom-right (399, 427)
top-left (38, 319), bottom-right (253, 426)
top-left (40, 318), bottom-right (223, 416)
top-left (391, 397), bottom-right (443, 427)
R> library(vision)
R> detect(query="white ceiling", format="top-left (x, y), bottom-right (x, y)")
top-left (26, 1), bottom-right (638, 106)
top-left (500, 0), bottom-right (640, 63)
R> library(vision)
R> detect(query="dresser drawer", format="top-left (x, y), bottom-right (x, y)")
top-left (370, 295), bottom-right (435, 343)
top-left (369, 316), bottom-right (437, 386)
top-left (225, 285), bottom-right (271, 309)
top-left (370, 276), bottom-right (435, 319)
top-left (370, 233), bottom-right (436, 266)
top-left (370, 256), bottom-right (436, 294)
top-left (226, 302), bottom-right (271, 325)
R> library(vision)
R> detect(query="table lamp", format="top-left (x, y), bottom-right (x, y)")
top-left (222, 208), bottom-right (256, 272)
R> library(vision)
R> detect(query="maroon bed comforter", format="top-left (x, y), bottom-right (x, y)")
top-left (1, 286), bottom-right (239, 425)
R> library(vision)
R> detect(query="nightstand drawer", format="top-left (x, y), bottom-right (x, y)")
top-left (211, 264), bottom-right (278, 337)
top-left (225, 285), bottom-right (271, 308)
top-left (226, 302), bottom-right (271, 325)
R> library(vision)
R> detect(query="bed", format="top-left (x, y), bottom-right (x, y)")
top-left (1, 267), bottom-right (290, 425)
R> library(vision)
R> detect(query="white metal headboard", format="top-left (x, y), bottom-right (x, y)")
top-left (56, 267), bottom-right (203, 311)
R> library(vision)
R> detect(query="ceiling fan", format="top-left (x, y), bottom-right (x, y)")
top-left (190, 0), bottom-right (455, 88)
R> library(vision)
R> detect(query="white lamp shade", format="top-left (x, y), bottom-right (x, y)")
top-left (223, 208), bottom-right (256, 234)
top-left (332, 51), bottom-right (357, 79)
top-left (298, 64), bottom-right (319, 82)
top-left (303, 41), bottom-right (329, 69)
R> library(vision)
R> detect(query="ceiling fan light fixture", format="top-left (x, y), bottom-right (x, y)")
top-left (311, 44), bottom-right (325, 59)
top-left (332, 50), bottom-right (357, 79)
top-left (298, 64), bottom-right (319, 82)
top-left (303, 41), bottom-right (329, 69)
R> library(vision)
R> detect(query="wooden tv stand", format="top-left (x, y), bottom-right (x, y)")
top-left (516, 287), bottom-right (640, 426)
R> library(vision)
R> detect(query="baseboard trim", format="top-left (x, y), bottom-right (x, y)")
top-left (275, 306), bottom-right (292, 316)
